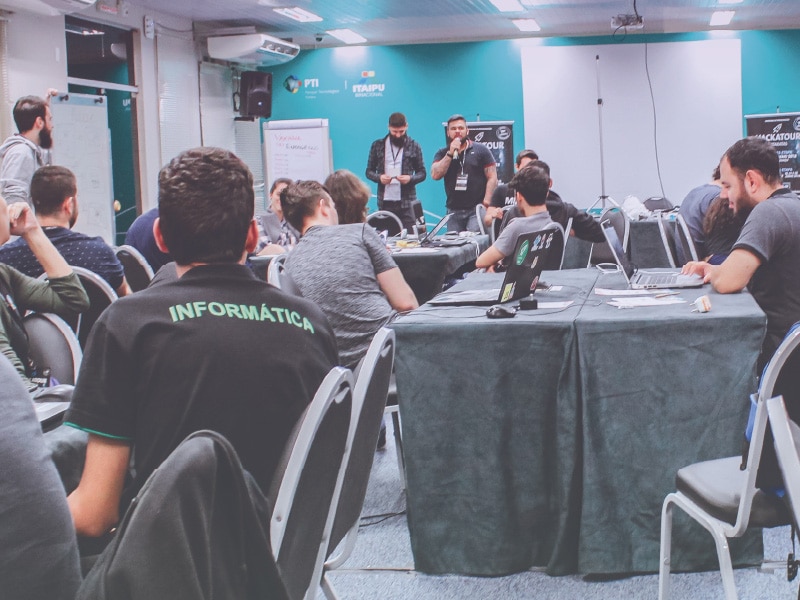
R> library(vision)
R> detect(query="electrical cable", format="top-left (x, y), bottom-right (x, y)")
top-left (644, 43), bottom-right (667, 199)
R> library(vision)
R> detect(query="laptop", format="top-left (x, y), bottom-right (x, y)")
top-left (428, 228), bottom-right (556, 306)
top-left (416, 213), bottom-right (473, 248)
top-left (601, 220), bottom-right (704, 290)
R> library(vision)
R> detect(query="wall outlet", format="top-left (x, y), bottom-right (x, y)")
top-left (143, 15), bottom-right (155, 40)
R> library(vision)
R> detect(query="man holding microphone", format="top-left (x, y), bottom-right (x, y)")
top-left (431, 114), bottom-right (497, 232)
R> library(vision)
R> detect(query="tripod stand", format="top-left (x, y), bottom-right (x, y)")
top-left (589, 54), bottom-right (620, 211)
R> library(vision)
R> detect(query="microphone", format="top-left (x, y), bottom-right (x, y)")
top-left (452, 137), bottom-right (461, 161)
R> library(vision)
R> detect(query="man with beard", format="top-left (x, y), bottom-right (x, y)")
top-left (365, 112), bottom-right (427, 231)
top-left (682, 137), bottom-right (800, 368)
top-left (0, 166), bottom-right (130, 296)
top-left (0, 93), bottom-right (56, 207)
top-left (431, 114), bottom-right (497, 232)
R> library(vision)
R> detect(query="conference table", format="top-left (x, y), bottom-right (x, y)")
top-left (388, 235), bottom-right (488, 304)
top-left (390, 268), bottom-right (766, 576)
top-left (250, 235), bottom-right (489, 305)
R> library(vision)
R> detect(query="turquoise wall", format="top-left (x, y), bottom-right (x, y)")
top-left (266, 29), bottom-right (800, 217)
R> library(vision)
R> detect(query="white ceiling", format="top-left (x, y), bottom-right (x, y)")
top-left (123, 0), bottom-right (800, 49)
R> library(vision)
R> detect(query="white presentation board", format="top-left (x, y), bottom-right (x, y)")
top-left (263, 118), bottom-right (333, 185)
top-left (50, 93), bottom-right (114, 244)
top-left (520, 38), bottom-right (742, 208)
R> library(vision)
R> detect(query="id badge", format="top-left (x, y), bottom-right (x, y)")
top-left (455, 173), bottom-right (469, 191)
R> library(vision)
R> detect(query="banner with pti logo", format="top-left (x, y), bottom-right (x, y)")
top-left (745, 112), bottom-right (800, 192)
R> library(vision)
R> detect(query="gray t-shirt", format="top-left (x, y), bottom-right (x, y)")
top-left (286, 223), bottom-right (398, 369)
top-left (732, 188), bottom-right (800, 361)
top-left (494, 211), bottom-right (554, 258)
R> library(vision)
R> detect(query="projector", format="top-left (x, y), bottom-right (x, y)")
top-left (611, 14), bottom-right (644, 29)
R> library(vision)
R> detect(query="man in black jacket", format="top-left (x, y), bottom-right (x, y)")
top-left (365, 112), bottom-right (427, 231)
top-left (486, 150), bottom-right (604, 242)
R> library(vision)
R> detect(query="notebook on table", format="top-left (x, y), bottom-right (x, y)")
top-left (601, 220), bottom-right (704, 290)
top-left (428, 228), bottom-right (557, 306)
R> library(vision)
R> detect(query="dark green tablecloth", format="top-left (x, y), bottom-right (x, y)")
top-left (391, 269), bottom-right (766, 576)
top-left (391, 235), bottom-right (489, 303)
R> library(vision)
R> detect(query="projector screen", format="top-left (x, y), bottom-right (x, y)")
top-left (520, 38), bottom-right (742, 208)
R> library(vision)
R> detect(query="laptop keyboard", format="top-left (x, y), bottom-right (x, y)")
top-left (637, 273), bottom-right (677, 285)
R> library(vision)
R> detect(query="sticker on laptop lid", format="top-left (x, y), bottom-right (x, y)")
top-left (515, 240), bottom-right (530, 265)
top-left (501, 282), bottom-right (515, 302)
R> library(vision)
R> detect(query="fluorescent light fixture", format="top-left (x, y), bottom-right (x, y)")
top-left (710, 10), bottom-right (735, 26)
top-left (718, 0), bottom-right (743, 4)
top-left (326, 28), bottom-right (367, 44)
top-left (489, 0), bottom-right (524, 12)
top-left (272, 6), bottom-right (323, 22)
top-left (520, 0), bottom-right (544, 5)
top-left (512, 18), bottom-right (540, 32)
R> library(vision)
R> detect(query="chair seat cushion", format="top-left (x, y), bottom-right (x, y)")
top-left (676, 456), bottom-right (790, 528)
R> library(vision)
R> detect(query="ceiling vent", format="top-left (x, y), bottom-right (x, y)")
top-left (207, 33), bottom-right (300, 67)
top-left (0, 0), bottom-right (96, 16)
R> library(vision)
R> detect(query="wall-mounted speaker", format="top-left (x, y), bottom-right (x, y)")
top-left (240, 71), bottom-right (272, 118)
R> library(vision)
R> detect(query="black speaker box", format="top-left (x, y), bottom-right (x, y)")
top-left (240, 71), bottom-right (272, 118)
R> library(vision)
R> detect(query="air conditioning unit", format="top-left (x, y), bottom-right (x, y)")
top-left (0, 0), bottom-right (95, 16)
top-left (207, 33), bottom-right (300, 67)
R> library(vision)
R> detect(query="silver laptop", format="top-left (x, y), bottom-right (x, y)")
top-left (601, 220), bottom-right (704, 290)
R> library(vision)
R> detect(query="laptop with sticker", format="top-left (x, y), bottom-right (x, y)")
top-left (428, 228), bottom-right (556, 306)
top-left (601, 220), bottom-right (704, 289)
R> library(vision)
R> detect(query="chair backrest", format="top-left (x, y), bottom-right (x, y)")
top-left (766, 395), bottom-right (800, 529)
top-left (672, 214), bottom-right (700, 264)
top-left (753, 323), bottom-right (800, 489)
top-left (327, 328), bottom-right (395, 559)
top-left (267, 254), bottom-right (302, 296)
top-left (366, 210), bottom-right (403, 237)
top-left (114, 245), bottom-right (155, 292)
top-left (589, 207), bottom-right (628, 266)
top-left (475, 204), bottom-right (487, 235)
top-left (655, 213), bottom-right (678, 268)
top-left (732, 325), bottom-right (800, 533)
top-left (269, 367), bottom-right (353, 600)
top-left (23, 312), bottom-right (82, 385)
top-left (644, 196), bottom-right (674, 211)
top-left (43, 266), bottom-right (118, 349)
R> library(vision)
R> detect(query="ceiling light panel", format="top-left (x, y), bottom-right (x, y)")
top-left (272, 6), bottom-right (323, 22)
top-left (326, 28), bottom-right (367, 44)
top-left (512, 18), bottom-right (540, 32)
top-left (710, 10), bottom-right (735, 26)
top-left (489, 0), bottom-right (524, 13)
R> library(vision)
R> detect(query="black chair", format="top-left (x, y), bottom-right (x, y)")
top-left (590, 207), bottom-right (629, 266)
top-left (23, 312), bottom-right (82, 385)
top-left (70, 266), bottom-right (118, 349)
top-left (76, 430), bottom-right (289, 600)
top-left (366, 210), bottom-right (403, 237)
top-left (321, 328), bottom-right (395, 599)
top-left (659, 325), bottom-right (800, 600)
top-left (39, 266), bottom-right (118, 349)
top-left (644, 196), bottom-right (674, 212)
top-left (115, 245), bottom-right (155, 292)
top-left (267, 254), bottom-right (302, 296)
top-left (672, 214), bottom-right (700, 265)
top-left (269, 367), bottom-right (353, 600)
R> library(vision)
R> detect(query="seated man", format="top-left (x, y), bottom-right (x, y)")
top-left (64, 147), bottom-right (338, 539)
top-left (486, 151), bottom-right (604, 243)
top-left (283, 179), bottom-right (418, 369)
top-left (678, 165), bottom-right (722, 259)
top-left (124, 207), bottom-right (171, 272)
top-left (476, 165), bottom-right (554, 271)
top-left (0, 198), bottom-right (89, 391)
top-left (0, 165), bottom-right (130, 296)
top-left (254, 177), bottom-right (299, 256)
top-left (0, 355), bottom-right (81, 600)
top-left (682, 137), bottom-right (800, 370)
